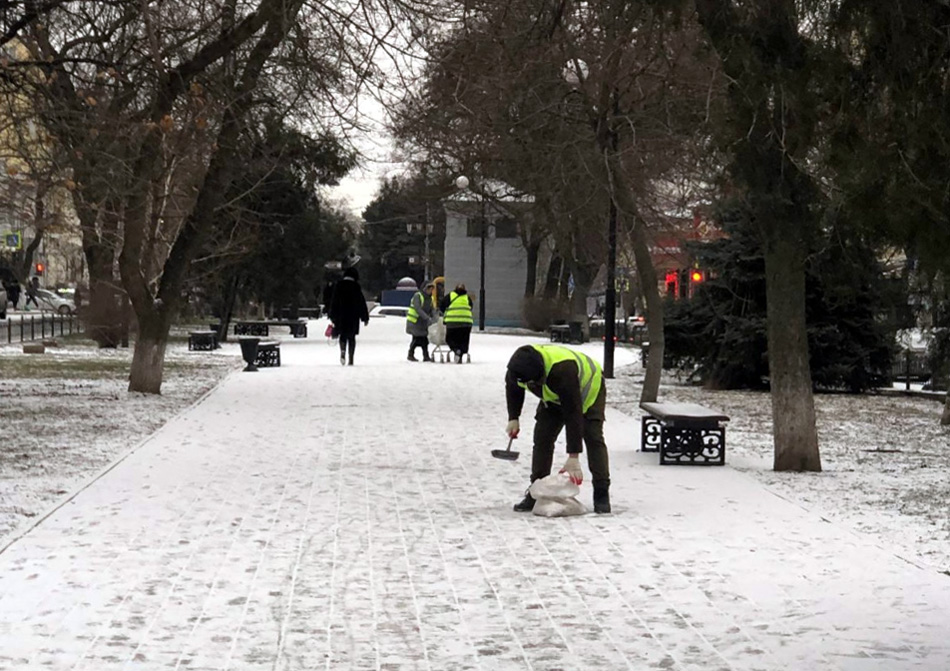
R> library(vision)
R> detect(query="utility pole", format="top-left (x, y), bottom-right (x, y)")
top-left (424, 202), bottom-right (431, 281)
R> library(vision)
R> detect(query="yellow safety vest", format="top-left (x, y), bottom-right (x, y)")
top-left (518, 344), bottom-right (603, 413)
top-left (444, 291), bottom-right (473, 325)
top-left (407, 291), bottom-right (423, 324)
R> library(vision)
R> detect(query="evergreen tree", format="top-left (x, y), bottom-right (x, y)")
top-left (360, 175), bottom-right (448, 298)
top-left (666, 210), bottom-right (899, 393)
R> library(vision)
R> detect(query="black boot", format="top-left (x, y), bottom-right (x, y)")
top-left (593, 487), bottom-right (611, 514)
top-left (408, 351), bottom-right (418, 362)
top-left (513, 491), bottom-right (535, 512)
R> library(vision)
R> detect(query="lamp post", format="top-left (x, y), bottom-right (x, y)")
top-left (455, 174), bottom-right (486, 331)
top-left (604, 181), bottom-right (617, 379)
top-left (602, 88), bottom-right (621, 379)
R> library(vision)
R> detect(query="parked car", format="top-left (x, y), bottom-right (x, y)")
top-left (34, 288), bottom-right (75, 314)
top-left (369, 304), bottom-right (410, 319)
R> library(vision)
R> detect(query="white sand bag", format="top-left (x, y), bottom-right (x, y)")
top-left (529, 472), bottom-right (587, 517)
top-left (533, 496), bottom-right (587, 517)
top-left (428, 317), bottom-right (446, 346)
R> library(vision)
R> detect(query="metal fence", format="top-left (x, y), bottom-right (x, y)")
top-left (892, 350), bottom-right (931, 382)
top-left (4, 314), bottom-right (83, 344)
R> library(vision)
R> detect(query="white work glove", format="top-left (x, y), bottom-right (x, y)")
top-left (505, 419), bottom-right (520, 439)
top-left (559, 454), bottom-right (583, 485)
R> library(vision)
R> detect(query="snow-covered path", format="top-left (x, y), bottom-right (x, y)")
top-left (0, 318), bottom-right (948, 670)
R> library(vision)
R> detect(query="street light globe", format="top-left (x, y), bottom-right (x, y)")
top-left (455, 175), bottom-right (469, 190)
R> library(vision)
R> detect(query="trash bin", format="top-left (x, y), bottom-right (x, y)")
top-left (238, 337), bottom-right (260, 372)
top-left (568, 321), bottom-right (586, 343)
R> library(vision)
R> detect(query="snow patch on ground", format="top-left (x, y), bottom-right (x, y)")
top-left (611, 365), bottom-right (950, 573)
top-left (0, 337), bottom-right (240, 542)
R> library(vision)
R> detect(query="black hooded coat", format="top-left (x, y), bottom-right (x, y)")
top-left (329, 268), bottom-right (369, 336)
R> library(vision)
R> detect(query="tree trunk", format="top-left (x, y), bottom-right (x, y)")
top-left (569, 261), bottom-right (596, 337)
top-left (78, 202), bottom-right (124, 347)
top-left (524, 240), bottom-right (540, 298)
top-left (765, 228), bottom-right (821, 471)
top-left (84, 247), bottom-right (123, 348)
top-left (544, 255), bottom-right (563, 299)
top-left (941, 392), bottom-right (950, 425)
top-left (217, 273), bottom-right (241, 343)
top-left (128, 312), bottom-right (171, 394)
top-left (604, 149), bottom-right (664, 403)
top-left (629, 221), bottom-right (663, 403)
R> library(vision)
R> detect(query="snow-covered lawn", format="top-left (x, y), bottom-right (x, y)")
top-left (0, 332), bottom-right (240, 544)
top-left (611, 367), bottom-right (950, 573)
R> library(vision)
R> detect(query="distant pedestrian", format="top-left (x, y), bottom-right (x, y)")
top-left (24, 277), bottom-right (39, 309)
top-left (440, 283), bottom-right (473, 363)
top-left (328, 266), bottom-right (369, 366)
top-left (406, 282), bottom-right (435, 362)
top-left (6, 282), bottom-right (19, 309)
top-left (504, 344), bottom-right (611, 514)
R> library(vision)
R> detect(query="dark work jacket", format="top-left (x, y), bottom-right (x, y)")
top-left (505, 345), bottom-right (586, 454)
top-left (329, 277), bottom-right (369, 336)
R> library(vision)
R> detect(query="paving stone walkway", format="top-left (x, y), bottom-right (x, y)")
top-left (0, 320), bottom-right (948, 670)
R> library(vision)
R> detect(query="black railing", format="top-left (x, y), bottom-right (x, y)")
top-left (4, 314), bottom-right (83, 344)
top-left (892, 350), bottom-right (930, 384)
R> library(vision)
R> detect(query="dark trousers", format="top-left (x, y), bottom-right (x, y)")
top-left (338, 332), bottom-right (356, 364)
top-left (409, 335), bottom-right (430, 359)
top-left (530, 383), bottom-right (610, 491)
top-left (24, 294), bottom-right (38, 308)
top-left (445, 325), bottom-right (472, 354)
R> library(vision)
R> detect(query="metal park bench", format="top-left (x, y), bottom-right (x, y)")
top-left (549, 324), bottom-right (571, 342)
top-left (188, 330), bottom-right (218, 351)
top-left (548, 321), bottom-right (585, 344)
top-left (233, 319), bottom-right (308, 338)
top-left (640, 401), bottom-right (730, 466)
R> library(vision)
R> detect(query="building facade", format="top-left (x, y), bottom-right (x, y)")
top-left (442, 189), bottom-right (532, 327)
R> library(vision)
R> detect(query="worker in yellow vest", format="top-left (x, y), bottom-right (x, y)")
top-left (406, 282), bottom-right (435, 362)
top-left (504, 344), bottom-right (611, 514)
top-left (440, 283), bottom-right (474, 363)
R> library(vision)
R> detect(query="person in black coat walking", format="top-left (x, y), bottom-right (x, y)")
top-left (329, 266), bottom-right (369, 365)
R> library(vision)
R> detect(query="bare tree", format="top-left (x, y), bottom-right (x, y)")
top-left (393, 0), bottom-right (719, 400)
top-left (7, 0), bottom-right (442, 392)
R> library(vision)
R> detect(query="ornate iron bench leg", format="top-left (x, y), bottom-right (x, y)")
top-left (641, 415), bottom-right (661, 452)
top-left (659, 425), bottom-right (726, 465)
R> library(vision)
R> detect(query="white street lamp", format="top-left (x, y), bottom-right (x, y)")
top-left (456, 174), bottom-right (486, 331)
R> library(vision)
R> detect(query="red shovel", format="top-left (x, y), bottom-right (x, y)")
top-left (491, 436), bottom-right (520, 461)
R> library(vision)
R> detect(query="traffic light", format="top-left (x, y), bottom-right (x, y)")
top-left (690, 269), bottom-right (704, 283)
top-left (34, 262), bottom-right (45, 276)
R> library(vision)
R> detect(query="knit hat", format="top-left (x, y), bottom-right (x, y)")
top-left (507, 345), bottom-right (544, 383)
